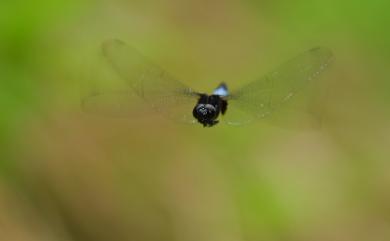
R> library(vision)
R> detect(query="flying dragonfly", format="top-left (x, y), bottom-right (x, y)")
top-left (82, 39), bottom-right (333, 127)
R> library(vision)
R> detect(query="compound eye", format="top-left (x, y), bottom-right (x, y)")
top-left (196, 104), bottom-right (216, 119)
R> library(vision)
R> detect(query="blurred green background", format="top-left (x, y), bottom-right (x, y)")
top-left (1, 0), bottom-right (390, 241)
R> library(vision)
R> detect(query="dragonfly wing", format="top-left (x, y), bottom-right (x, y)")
top-left (81, 90), bottom-right (149, 117)
top-left (223, 47), bottom-right (333, 125)
top-left (94, 39), bottom-right (200, 123)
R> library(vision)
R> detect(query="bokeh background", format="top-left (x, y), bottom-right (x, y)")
top-left (1, 0), bottom-right (390, 241)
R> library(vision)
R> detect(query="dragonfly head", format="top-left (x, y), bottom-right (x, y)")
top-left (193, 104), bottom-right (218, 127)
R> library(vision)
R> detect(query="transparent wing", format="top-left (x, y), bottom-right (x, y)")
top-left (223, 47), bottom-right (333, 125)
top-left (88, 39), bottom-right (200, 123)
top-left (82, 90), bottom-right (150, 117)
top-left (80, 49), bottom-right (148, 117)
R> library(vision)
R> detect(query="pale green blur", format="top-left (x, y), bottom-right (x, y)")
top-left (1, 1), bottom-right (390, 241)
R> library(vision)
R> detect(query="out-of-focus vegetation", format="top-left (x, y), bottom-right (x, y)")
top-left (1, 0), bottom-right (390, 241)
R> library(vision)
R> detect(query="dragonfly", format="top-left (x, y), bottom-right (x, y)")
top-left (82, 39), bottom-right (333, 127)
